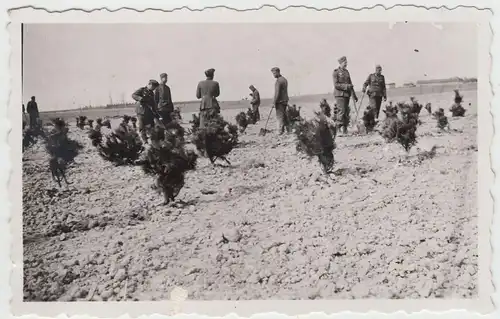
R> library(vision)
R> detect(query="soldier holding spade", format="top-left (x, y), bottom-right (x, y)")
top-left (332, 56), bottom-right (358, 136)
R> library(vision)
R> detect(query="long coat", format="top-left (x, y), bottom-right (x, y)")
top-left (155, 83), bottom-right (174, 112)
top-left (27, 101), bottom-right (39, 116)
top-left (196, 79), bottom-right (220, 111)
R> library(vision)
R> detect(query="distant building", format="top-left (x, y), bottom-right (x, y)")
top-left (416, 77), bottom-right (477, 86)
top-left (386, 83), bottom-right (396, 89)
top-left (403, 82), bottom-right (416, 88)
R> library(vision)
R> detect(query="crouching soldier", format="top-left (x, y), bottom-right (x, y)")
top-left (132, 79), bottom-right (159, 144)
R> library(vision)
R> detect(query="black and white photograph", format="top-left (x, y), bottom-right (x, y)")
top-left (10, 5), bottom-right (494, 317)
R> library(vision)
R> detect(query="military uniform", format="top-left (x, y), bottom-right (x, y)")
top-left (155, 83), bottom-right (174, 124)
top-left (132, 84), bottom-right (157, 142)
top-left (196, 71), bottom-right (221, 128)
top-left (333, 65), bottom-right (357, 133)
top-left (26, 100), bottom-right (40, 129)
top-left (362, 72), bottom-right (387, 119)
top-left (250, 88), bottom-right (261, 121)
top-left (273, 75), bottom-right (290, 134)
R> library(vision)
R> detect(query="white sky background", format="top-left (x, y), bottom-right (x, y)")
top-left (23, 22), bottom-right (477, 111)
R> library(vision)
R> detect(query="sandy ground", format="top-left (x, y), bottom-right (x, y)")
top-left (23, 91), bottom-right (478, 301)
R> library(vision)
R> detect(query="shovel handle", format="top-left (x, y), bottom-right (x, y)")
top-left (353, 91), bottom-right (366, 124)
top-left (263, 105), bottom-right (275, 131)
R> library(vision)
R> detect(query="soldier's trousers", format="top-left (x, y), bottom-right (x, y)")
top-left (252, 104), bottom-right (261, 121)
top-left (275, 103), bottom-right (290, 134)
top-left (28, 113), bottom-right (39, 129)
top-left (369, 96), bottom-right (383, 119)
top-left (199, 108), bottom-right (219, 129)
top-left (335, 97), bottom-right (350, 131)
top-left (137, 114), bottom-right (154, 143)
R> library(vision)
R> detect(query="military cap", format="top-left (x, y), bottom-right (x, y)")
top-left (338, 56), bottom-right (347, 64)
top-left (271, 67), bottom-right (280, 72)
top-left (160, 73), bottom-right (168, 78)
top-left (205, 68), bottom-right (215, 77)
top-left (375, 64), bottom-right (382, 69)
top-left (149, 79), bottom-right (159, 86)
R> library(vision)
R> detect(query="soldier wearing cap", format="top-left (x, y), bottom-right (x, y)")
top-left (249, 85), bottom-right (261, 121)
top-left (271, 67), bottom-right (290, 135)
top-left (333, 56), bottom-right (358, 135)
top-left (362, 64), bottom-right (387, 119)
top-left (196, 68), bottom-right (221, 128)
top-left (132, 79), bottom-right (159, 143)
top-left (155, 72), bottom-right (175, 125)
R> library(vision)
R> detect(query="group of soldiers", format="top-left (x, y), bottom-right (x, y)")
top-left (333, 56), bottom-right (387, 134)
top-left (130, 55), bottom-right (387, 143)
top-left (24, 55), bottom-right (386, 143)
top-left (131, 68), bottom-right (262, 143)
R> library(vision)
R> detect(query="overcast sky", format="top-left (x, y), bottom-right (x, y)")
top-left (23, 23), bottom-right (477, 111)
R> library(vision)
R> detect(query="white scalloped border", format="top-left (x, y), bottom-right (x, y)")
top-left (0, 1), bottom-right (497, 319)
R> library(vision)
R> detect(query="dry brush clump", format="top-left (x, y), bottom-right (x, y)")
top-left (405, 97), bottom-right (423, 125)
top-left (130, 116), bottom-right (138, 130)
top-left (433, 108), bottom-right (449, 130)
top-left (189, 114), bottom-right (200, 133)
top-left (362, 105), bottom-right (377, 133)
top-left (192, 115), bottom-right (239, 165)
top-left (381, 103), bottom-right (418, 153)
top-left (450, 89), bottom-right (466, 117)
top-left (23, 124), bottom-right (47, 152)
top-left (88, 117), bottom-right (144, 166)
top-left (235, 112), bottom-right (249, 133)
top-left (45, 118), bottom-right (83, 187)
top-left (287, 104), bottom-right (302, 130)
top-left (95, 118), bottom-right (112, 131)
top-left (141, 122), bottom-right (198, 205)
top-left (425, 103), bottom-right (432, 115)
top-left (172, 107), bottom-right (183, 121)
top-left (76, 116), bottom-right (87, 130)
top-left (295, 112), bottom-right (337, 174)
top-left (319, 99), bottom-right (332, 118)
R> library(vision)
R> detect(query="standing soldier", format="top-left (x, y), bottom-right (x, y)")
top-left (132, 79), bottom-right (159, 144)
top-left (333, 56), bottom-right (358, 135)
top-left (196, 68), bottom-right (220, 128)
top-left (271, 67), bottom-right (290, 135)
top-left (155, 73), bottom-right (175, 125)
top-left (26, 96), bottom-right (40, 129)
top-left (362, 64), bottom-right (387, 119)
top-left (249, 85), bottom-right (261, 121)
